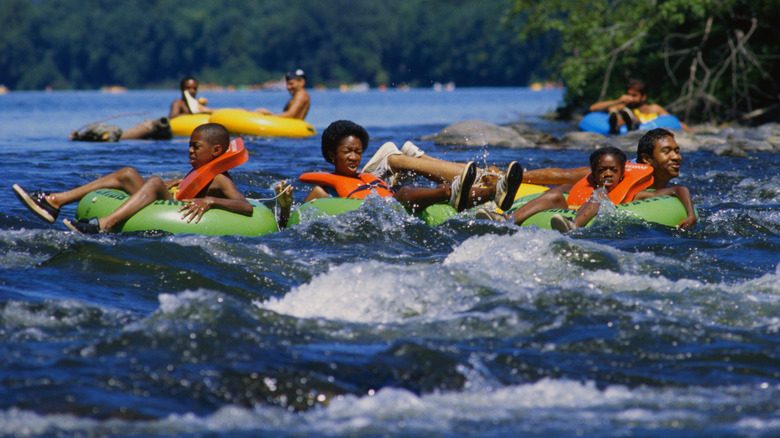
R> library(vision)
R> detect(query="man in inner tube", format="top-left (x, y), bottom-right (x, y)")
top-left (475, 128), bottom-right (697, 230)
top-left (588, 79), bottom-right (693, 134)
top-left (274, 120), bottom-right (524, 228)
top-left (254, 69), bottom-right (310, 120)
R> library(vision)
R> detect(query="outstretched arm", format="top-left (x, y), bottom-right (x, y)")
top-left (274, 181), bottom-right (294, 228)
top-left (589, 94), bottom-right (635, 112)
top-left (178, 174), bottom-right (253, 222)
top-left (634, 185), bottom-right (697, 229)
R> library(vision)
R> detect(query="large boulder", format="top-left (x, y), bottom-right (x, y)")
top-left (421, 120), bottom-right (534, 148)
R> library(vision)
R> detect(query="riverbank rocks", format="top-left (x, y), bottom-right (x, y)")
top-left (420, 120), bottom-right (534, 148)
top-left (423, 118), bottom-right (780, 157)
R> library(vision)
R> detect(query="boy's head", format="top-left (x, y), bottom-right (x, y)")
top-left (180, 77), bottom-right (198, 95)
top-left (189, 123), bottom-right (230, 168)
top-left (637, 128), bottom-right (682, 182)
top-left (589, 146), bottom-right (626, 190)
top-left (321, 120), bottom-right (368, 177)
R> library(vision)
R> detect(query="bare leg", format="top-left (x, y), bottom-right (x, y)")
top-left (509, 184), bottom-right (572, 225)
top-left (119, 119), bottom-right (155, 140)
top-left (99, 176), bottom-right (173, 230)
top-left (394, 184), bottom-right (450, 213)
top-left (386, 154), bottom-right (465, 184)
top-left (46, 167), bottom-right (148, 209)
top-left (467, 186), bottom-right (495, 207)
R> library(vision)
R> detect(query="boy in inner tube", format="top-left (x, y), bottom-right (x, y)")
top-left (274, 120), bottom-right (524, 228)
top-left (14, 123), bottom-right (252, 234)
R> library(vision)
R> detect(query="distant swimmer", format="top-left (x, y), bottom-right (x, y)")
top-left (70, 77), bottom-right (214, 142)
top-left (588, 79), bottom-right (693, 134)
top-left (255, 69), bottom-right (310, 120)
top-left (169, 77), bottom-right (215, 119)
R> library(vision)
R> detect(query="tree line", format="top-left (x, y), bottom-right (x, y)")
top-left (3, 0), bottom-right (776, 124)
top-left (508, 0), bottom-right (780, 124)
top-left (0, 0), bottom-right (552, 91)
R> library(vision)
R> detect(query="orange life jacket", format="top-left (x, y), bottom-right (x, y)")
top-left (298, 172), bottom-right (394, 199)
top-left (174, 137), bottom-right (248, 201)
top-left (567, 163), bottom-right (653, 207)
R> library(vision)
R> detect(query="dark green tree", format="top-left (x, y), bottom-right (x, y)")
top-left (507, 0), bottom-right (780, 123)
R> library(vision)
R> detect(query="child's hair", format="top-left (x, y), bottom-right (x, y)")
top-left (193, 123), bottom-right (230, 153)
top-left (180, 76), bottom-right (197, 91)
top-left (637, 128), bottom-right (674, 162)
top-left (321, 120), bottom-right (369, 164)
top-left (627, 79), bottom-right (647, 95)
top-left (589, 146), bottom-right (626, 172)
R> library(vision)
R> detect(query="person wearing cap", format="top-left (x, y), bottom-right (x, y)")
top-left (255, 69), bottom-right (310, 120)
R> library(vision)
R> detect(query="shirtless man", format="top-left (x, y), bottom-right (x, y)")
top-left (590, 79), bottom-right (692, 134)
top-left (255, 69), bottom-right (310, 120)
top-left (477, 128), bottom-right (696, 229)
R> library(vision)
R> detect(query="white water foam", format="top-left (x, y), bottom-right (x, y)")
top-left (3, 379), bottom-right (778, 437)
top-left (257, 228), bottom-right (780, 332)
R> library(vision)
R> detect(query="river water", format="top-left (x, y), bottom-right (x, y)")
top-left (1, 87), bottom-right (779, 437)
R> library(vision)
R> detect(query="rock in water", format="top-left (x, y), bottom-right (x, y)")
top-left (421, 120), bottom-right (534, 148)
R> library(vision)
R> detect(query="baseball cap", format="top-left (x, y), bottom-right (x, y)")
top-left (285, 69), bottom-right (306, 80)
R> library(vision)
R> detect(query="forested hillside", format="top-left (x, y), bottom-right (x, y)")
top-left (0, 0), bottom-right (552, 91)
top-left (509, 0), bottom-right (780, 123)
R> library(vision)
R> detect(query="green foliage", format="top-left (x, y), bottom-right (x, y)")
top-left (508, 0), bottom-right (780, 122)
top-left (0, 0), bottom-right (552, 90)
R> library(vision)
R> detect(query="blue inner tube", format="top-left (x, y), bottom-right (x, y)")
top-left (579, 112), bottom-right (682, 135)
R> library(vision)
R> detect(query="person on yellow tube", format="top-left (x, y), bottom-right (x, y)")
top-left (254, 69), bottom-right (310, 120)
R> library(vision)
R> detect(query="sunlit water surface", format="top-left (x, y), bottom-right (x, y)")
top-left (1, 88), bottom-right (779, 437)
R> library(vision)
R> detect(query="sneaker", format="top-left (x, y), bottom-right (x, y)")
top-left (550, 213), bottom-right (577, 233)
top-left (63, 217), bottom-right (102, 234)
top-left (400, 141), bottom-right (425, 158)
top-left (495, 161), bottom-right (523, 211)
top-left (13, 184), bottom-right (60, 223)
top-left (449, 161), bottom-right (476, 212)
top-left (620, 107), bottom-right (638, 131)
top-left (150, 117), bottom-right (173, 140)
top-left (475, 207), bottom-right (507, 222)
top-left (361, 142), bottom-right (402, 176)
top-left (608, 110), bottom-right (619, 134)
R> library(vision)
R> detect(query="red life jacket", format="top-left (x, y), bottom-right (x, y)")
top-left (174, 137), bottom-right (248, 201)
top-left (298, 172), bottom-right (394, 199)
top-left (567, 163), bottom-right (653, 207)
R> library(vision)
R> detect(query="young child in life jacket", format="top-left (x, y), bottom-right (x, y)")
top-left (549, 147), bottom-right (635, 232)
top-left (477, 145), bottom-right (696, 231)
top-left (14, 123), bottom-right (253, 234)
top-left (275, 120), bottom-right (523, 227)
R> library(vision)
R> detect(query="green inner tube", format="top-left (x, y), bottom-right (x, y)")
top-left (507, 192), bottom-right (698, 229)
top-left (75, 189), bottom-right (278, 236)
top-left (287, 197), bottom-right (458, 227)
